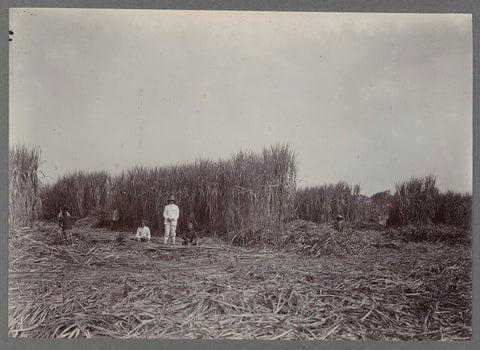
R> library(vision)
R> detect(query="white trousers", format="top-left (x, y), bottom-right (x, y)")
top-left (164, 223), bottom-right (177, 243)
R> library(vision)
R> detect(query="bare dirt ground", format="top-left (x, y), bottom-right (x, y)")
top-left (8, 220), bottom-right (472, 340)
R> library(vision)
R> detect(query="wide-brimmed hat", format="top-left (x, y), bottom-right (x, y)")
top-left (336, 214), bottom-right (343, 220)
top-left (167, 195), bottom-right (176, 202)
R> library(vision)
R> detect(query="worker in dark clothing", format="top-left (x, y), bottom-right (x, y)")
top-left (335, 214), bottom-right (344, 233)
top-left (181, 222), bottom-right (199, 246)
top-left (111, 208), bottom-right (120, 231)
top-left (58, 206), bottom-right (75, 244)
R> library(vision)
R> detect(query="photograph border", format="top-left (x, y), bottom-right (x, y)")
top-left (1, 1), bottom-right (478, 349)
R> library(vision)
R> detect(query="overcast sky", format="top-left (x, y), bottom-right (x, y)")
top-left (9, 9), bottom-right (472, 196)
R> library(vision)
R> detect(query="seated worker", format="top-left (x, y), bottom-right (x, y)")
top-left (181, 222), bottom-right (199, 245)
top-left (135, 220), bottom-right (151, 242)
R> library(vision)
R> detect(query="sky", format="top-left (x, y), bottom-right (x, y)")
top-left (9, 9), bottom-right (472, 196)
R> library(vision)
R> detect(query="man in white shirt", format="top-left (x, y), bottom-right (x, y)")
top-left (135, 220), bottom-right (151, 242)
top-left (163, 195), bottom-right (180, 244)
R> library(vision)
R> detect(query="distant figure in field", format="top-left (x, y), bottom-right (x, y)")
top-left (378, 214), bottom-right (387, 227)
top-left (181, 222), bottom-right (199, 246)
top-left (163, 195), bottom-right (180, 245)
top-left (57, 205), bottom-right (71, 219)
top-left (135, 220), bottom-right (151, 242)
top-left (111, 208), bottom-right (120, 231)
top-left (335, 214), bottom-right (344, 233)
top-left (58, 206), bottom-right (75, 244)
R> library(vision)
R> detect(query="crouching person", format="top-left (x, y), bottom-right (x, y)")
top-left (58, 206), bottom-right (75, 244)
top-left (135, 220), bottom-right (151, 242)
top-left (181, 222), bottom-right (199, 246)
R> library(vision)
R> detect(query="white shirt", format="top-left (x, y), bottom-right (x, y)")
top-left (136, 226), bottom-right (151, 240)
top-left (163, 204), bottom-right (180, 225)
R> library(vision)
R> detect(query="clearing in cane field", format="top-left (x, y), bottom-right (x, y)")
top-left (8, 145), bottom-right (472, 340)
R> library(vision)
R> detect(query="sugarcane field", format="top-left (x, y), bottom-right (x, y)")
top-left (8, 144), bottom-right (472, 340)
top-left (7, 8), bottom-right (474, 346)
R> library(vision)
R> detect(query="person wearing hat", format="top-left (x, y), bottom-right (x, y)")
top-left (335, 214), bottom-right (344, 233)
top-left (135, 220), bottom-right (151, 242)
top-left (163, 195), bottom-right (180, 244)
top-left (58, 206), bottom-right (74, 244)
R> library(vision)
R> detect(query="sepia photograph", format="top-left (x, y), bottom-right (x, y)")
top-left (8, 8), bottom-right (472, 341)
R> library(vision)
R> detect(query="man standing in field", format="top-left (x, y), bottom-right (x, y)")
top-left (163, 195), bottom-right (179, 245)
top-left (111, 208), bottom-right (119, 231)
top-left (335, 214), bottom-right (344, 233)
top-left (58, 206), bottom-right (74, 244)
